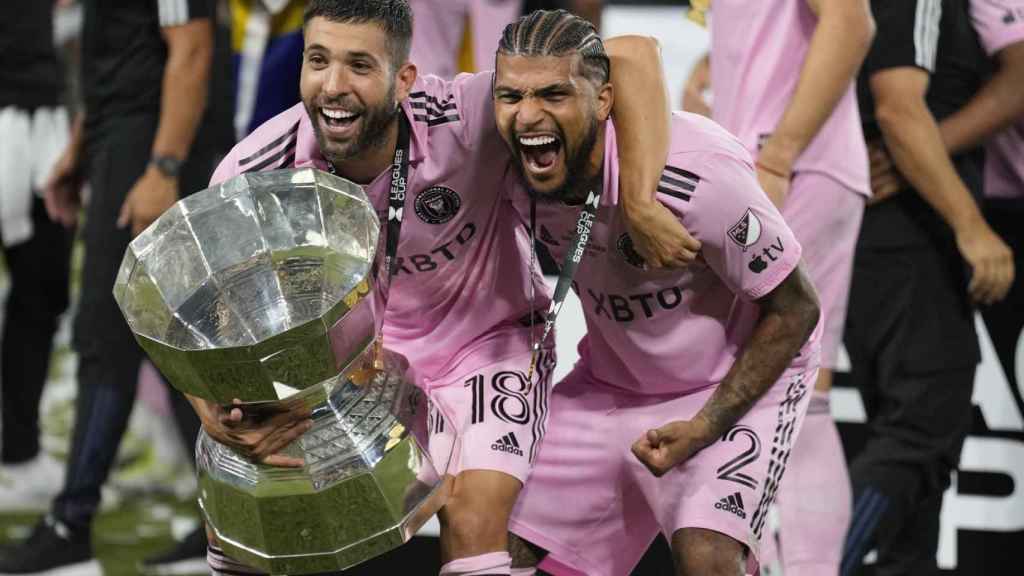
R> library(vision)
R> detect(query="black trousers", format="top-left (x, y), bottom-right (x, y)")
top-left (839, 229), bottom-right (978, 576)
top-left (52, 115), bottom-right (206, 528)
top-left (980, 199), bottom-right (1024, 397)
top-left (0, 197), bottom-right (73, 464)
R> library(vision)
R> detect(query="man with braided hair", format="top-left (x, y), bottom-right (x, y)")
top-left (493, 10), bottom-right (822, 576)
top-left (185, 2), bottom-right (692, 575)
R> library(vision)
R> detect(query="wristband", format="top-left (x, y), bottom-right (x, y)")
top-left (755, 161), bottom-right (790, 180)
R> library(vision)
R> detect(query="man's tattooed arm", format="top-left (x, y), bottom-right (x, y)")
top-left (694, 264), bottom-right (820, 441)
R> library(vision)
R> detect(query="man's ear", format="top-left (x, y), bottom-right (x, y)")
top-left (596, 81), bottom-right (614, 121)
top-left (394, 61), bottom-right (418, 103)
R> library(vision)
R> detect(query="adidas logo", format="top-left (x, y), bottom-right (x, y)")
top-left (714, 492), bottom-right (747, 519)
top-left (491, 432), bottom-right (524, 457)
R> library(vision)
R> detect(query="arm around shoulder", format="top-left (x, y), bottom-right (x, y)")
top-left (605, 35), bottom-right (702, 268)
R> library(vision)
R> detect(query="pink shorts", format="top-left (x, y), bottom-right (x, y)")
top-left (784, 172), bottom-right (864, 369)
top-left (426, 348), bottom-right (557, 484)
top-left (509, 364), bottom-right (816, 576)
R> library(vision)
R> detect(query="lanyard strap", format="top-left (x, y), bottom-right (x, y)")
top-left (384, 113), bottom-right (412, 281)
top-left (528, 188), bottom-right (603, 378)
top-left (329, 114), bottom-right (411, 295)
top-left (329, 114), bottom-right (411, 368)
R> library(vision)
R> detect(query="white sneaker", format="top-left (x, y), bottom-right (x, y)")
top-left (0, 453), bottom-right (65, 511)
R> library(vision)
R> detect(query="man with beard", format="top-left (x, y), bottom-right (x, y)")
top-left (188, 2), bottom-right (692, 575)
top-left (493, 11), bottom-right (822, 576)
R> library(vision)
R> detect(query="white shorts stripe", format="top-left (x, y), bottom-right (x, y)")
top-left (914, 0), bottom-right (942, 71)
top-left (158, 0), bottom-right (189, 27)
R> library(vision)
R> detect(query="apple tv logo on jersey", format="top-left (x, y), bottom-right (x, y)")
top-left (749, 256), bottom-right (768, 273)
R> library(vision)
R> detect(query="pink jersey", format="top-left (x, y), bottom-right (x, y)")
top-left (409, 0), bottom-right (471, 79)
top-left (971, 0), bottom-right (1024, 199)
top-left (530, 113), bottom-right (818, 396)
top-left (709, 0), bottom-right (869, 196)
top-left (211, 71), bottom-right (550, 387)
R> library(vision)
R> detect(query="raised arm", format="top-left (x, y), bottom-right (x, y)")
top-left (756, 0), bottom-right (874, 207)
top-left (604, 35), bottom-right (701, 268)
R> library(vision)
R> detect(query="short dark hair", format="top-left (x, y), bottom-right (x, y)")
top-left (497, 10), bottom-right (610, 85)
top-left (304, 0), bottom-right (414, 69)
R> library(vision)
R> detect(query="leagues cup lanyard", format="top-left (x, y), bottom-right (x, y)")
top-left (329, 113), bottom-right (411, 368)
top-left (527, 188), bottom-right (603, 380)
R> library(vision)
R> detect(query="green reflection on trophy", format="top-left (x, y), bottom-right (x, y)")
top-left (114, 168), bottom-right (448, 575)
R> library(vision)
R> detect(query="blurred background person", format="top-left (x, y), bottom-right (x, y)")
top-left (685, 1), bottom-right (875, 575)
top-left (969, 0), bottom-right (1024, 414)
top-left (523, 0), bottom-right (602, 30)
top-left (229, 0), bottom-right (306, 139)
top-left (840, 0), bottom-right (1014, 574)
top-left (408, 0), bottom-right (474, 78)
top-left (866, 0), bottom-right (1024, 437)
top-left (0, 0), bottom-right (218, 573)
top-left (0, 0), bottom-right (75, 512)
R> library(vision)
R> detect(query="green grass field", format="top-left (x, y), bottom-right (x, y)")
top-left (0, 497), bottom-right (204, 575)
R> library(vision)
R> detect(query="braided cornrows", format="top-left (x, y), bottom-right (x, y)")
top-left (498, 9), bottom-right (610, 85)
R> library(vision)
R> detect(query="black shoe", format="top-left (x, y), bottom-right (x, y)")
top-left (137, 526), bottom-right (208, 576)
top-left (0, 516), bottom-right (100, 575)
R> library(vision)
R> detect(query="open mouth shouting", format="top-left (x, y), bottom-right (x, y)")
top-left (517, 132), bottom-right (563, 180)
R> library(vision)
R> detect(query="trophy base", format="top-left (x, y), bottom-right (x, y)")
top-left (197, 433), bottom-right (447, 575)
top-left (201, 476), bottom-right (446, 575)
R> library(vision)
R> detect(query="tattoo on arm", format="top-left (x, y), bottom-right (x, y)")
top-left (696, 266), bottom-right (820, 440)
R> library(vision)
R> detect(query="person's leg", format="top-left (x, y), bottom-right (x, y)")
top-left (864, 368), bottom-right (974, 576)
top-left (773, 174), bottom-right (862, 576)
top-left (0, 116), bottom-right (155, 574)
top-left (53, 116), bottom-right (156, 531)
top-left (839, 241), bottom-right (915, 576)
top-left (842, 242), bottom-right (978, 576)
top-left (0, 197), bottom-right (72, 465)
top-left (509, 366), bottom-right (658, 576)
top-left (431, 349), bottom-right (558, 575)
top-left (437, 470), bottom-right (522, 574)
top-left (669, 528), bottom-right (746, 576)
top-left (645, 366), bottom-right (815, 576)
top-left (873, 491), bottom-right (943, 576)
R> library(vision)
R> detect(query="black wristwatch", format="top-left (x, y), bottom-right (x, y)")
top-left (150, 155), bottom-right (183, 178)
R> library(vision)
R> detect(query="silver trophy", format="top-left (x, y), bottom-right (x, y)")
top-left (114, 168), bottom-right (448, 575)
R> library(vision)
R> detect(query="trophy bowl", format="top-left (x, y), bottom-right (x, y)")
top-left (114, 168), bottom-right (448, 574)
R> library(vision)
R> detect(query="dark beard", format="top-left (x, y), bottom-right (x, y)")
top-left (310, 82), bottom-right (398, 164)
top-left (526, 115), bottom-right (601, 206)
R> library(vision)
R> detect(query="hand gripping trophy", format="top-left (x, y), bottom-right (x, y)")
top-left (114, 168), bottom-right (448, 574)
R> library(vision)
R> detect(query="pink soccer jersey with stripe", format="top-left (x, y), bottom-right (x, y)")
top-left (971, 0), bottom-right (1024, 199)
top-left (709, 0), bottom-right (869, 197)
top-left (529, 112), bottom-right (819, 396)
top-left (211, 71), bottom-right (550, 387)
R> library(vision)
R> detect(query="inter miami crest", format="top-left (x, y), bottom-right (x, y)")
top-left (414, 186), bottom-right (461, 224)
top-left (728, 208), bottom-right (762, 250)
top-left (617, 233), bottom-right (646, 269)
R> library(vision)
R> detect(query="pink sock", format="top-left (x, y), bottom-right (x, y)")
top-left (439, 551), bottom-right (512, 575)
top-left (775, 391), bottom-right (852, 576)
